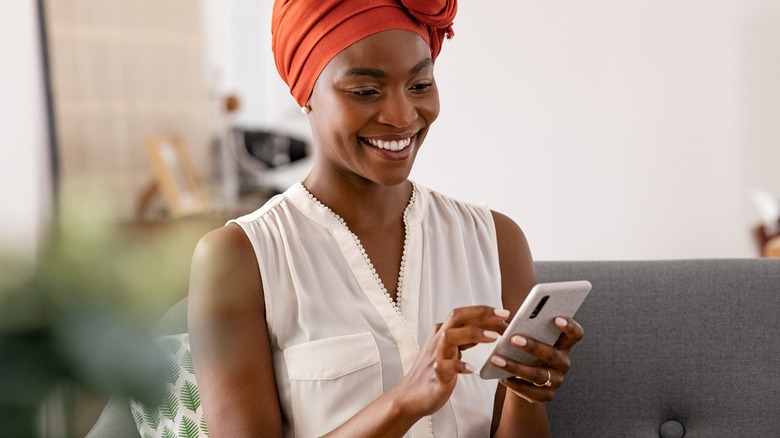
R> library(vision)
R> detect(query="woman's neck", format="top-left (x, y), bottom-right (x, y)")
top-left (301, 170), bottom-right (412, 232)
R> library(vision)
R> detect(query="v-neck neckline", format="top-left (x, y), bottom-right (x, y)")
top-left (295, 181), bottom-right (415, 311)
top-left (288, 182), bottom-right (425, 350)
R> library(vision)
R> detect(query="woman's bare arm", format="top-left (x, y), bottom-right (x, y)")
top-left (489, 210), bottom-right (551, 437)
top-left (188, 223), bottom-right (283, 437)
top-left (490, 210), bottom-right (585, 437)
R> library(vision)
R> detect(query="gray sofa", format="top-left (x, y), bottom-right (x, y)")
top-left (87, 259), bottom-right (780, 437)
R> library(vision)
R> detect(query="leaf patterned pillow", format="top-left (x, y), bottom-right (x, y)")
top-left (130, 333), bottom-right (209, 438)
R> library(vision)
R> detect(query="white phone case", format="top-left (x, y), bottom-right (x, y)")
top-left (477, 280), bottom-right (592, 380)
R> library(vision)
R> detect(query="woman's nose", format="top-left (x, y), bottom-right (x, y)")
top-left (377, 92), bottom-right (418, 128)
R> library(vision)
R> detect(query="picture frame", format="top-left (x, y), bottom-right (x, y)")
top-left (144, 135), bottom-right (210, 217)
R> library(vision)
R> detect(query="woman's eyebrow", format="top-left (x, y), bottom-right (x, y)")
top-left (340, 58), bottom-right (433, 79)
top-left (342, 68), bottom-right (386, 79)
top-left (410, 58), bottom-right (433, 75)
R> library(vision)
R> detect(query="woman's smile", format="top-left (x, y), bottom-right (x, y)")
top-left (359, 133), bottom-right (417, 161)
top-left (362, 135), bottom-right (414, 152)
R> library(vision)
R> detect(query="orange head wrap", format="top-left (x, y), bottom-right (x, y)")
top-left (272, 0), bottom-right (457, 107)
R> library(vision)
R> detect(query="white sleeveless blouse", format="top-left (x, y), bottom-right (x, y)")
top-left (230, 182), bottom-right (502, 438)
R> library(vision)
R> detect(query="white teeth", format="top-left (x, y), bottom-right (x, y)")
top-left (366, 137), bottom-right (412, 151)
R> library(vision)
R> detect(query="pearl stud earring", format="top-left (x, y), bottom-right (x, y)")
top-left (301, 105), bottom-right (311, 114)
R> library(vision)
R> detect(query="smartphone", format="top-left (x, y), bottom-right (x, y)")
top-left (477, 280), bottom-right (592, 380)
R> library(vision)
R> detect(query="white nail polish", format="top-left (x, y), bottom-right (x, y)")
top-left (491, 356), bottom-right (507, 367)
top-left (484, 330), bottom-right (500, 340)
top-left (512, 335), bottom-right (527, 347)
top-left (494, 308), bottom-right (511, 318)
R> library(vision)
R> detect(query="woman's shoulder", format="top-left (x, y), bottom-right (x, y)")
top-left (194, 223), bottom-right (253, 261)
top-left (415, 183), bottom-right (524, 237)
top-left (190, 224), bottom-right (258, 293)
top-left (230, 191), bottom-right (289, 225)
top-left (415, 182), bottom-right (492, 219)
top-left (489, 209), bottom-right (527, 247)
top-left (188, 223), bottom-right (266, 336)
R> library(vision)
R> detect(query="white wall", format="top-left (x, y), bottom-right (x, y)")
top-left (0, 1), bottom-right (51, 262)
top-left (201, 0), bottom-right (305, 136)
top-left (177, 0), bottom-right (780, 260)
top-left (418, 0), bottom-right (780, 260)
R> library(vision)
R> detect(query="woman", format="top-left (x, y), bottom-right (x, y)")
top-left (188, 1), bottom-right (584, 436)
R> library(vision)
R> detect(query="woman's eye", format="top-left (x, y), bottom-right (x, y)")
top-left (410, 82), bottom-right (432, 93)
top-left (351, 89), bottom-right (379, 98)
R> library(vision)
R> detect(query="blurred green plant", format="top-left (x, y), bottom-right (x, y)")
top-left (0, 188), bottom-right (197, 436)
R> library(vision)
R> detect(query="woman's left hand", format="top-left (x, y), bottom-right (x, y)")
top-left (492, 316), bottom-right (584, 404)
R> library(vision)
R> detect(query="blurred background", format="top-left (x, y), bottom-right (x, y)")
top-left (1, 0), bottom-right (780, 436)
top-left (3, 0), bottom-right (780, 264)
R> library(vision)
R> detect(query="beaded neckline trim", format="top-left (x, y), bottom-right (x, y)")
top-left (297, 181), bottom-right (416, 314)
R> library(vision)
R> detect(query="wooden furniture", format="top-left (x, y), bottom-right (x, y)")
top-left (765, 236), bottom-right (780, 258)
top-left (753, 224), bottom-right (780, 257)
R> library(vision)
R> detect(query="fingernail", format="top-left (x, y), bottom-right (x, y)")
top-left (555, 317), bottom-right (568, 327)
top-left (494, 308), bottom-right (511, 318)
top-left (491, 356), bottom-right (507, 367)
top-left (512, 335), bottom-right (527, 347)
top-left (464, 362), bottom-right (477, 373)
top-left (484, 330), bottom-right (500, 340)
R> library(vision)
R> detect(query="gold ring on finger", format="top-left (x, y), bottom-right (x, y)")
top-left (532, 370), bottom-right (552, 387)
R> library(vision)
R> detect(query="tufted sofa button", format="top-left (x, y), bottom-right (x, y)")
top-left (659, 420), bottom-right (685, 438)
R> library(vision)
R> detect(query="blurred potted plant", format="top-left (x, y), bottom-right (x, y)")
top-left (0, 189), bottom-right (193, 436)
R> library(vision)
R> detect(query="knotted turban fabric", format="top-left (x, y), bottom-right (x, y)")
top-left (272, 0), bottom-right (457, 107)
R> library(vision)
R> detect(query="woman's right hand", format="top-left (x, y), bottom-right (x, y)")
top-left (391, 305), bottom-right (510, 417)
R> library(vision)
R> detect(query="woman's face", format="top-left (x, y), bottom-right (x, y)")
top-left (307, 29), bottom-right (440, 187)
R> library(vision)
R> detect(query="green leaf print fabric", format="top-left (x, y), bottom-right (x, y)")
top-left (131, 334), bottom-right (209, 437)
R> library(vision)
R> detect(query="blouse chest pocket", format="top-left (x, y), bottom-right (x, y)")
top-left (283, 332), bottom-right (383, 437)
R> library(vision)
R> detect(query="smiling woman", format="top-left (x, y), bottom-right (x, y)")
top-left (186, 1), bottom-right (585, 437)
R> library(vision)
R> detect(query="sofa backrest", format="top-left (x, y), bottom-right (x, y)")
top-left (536, 259), bottom-right (780, 437)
